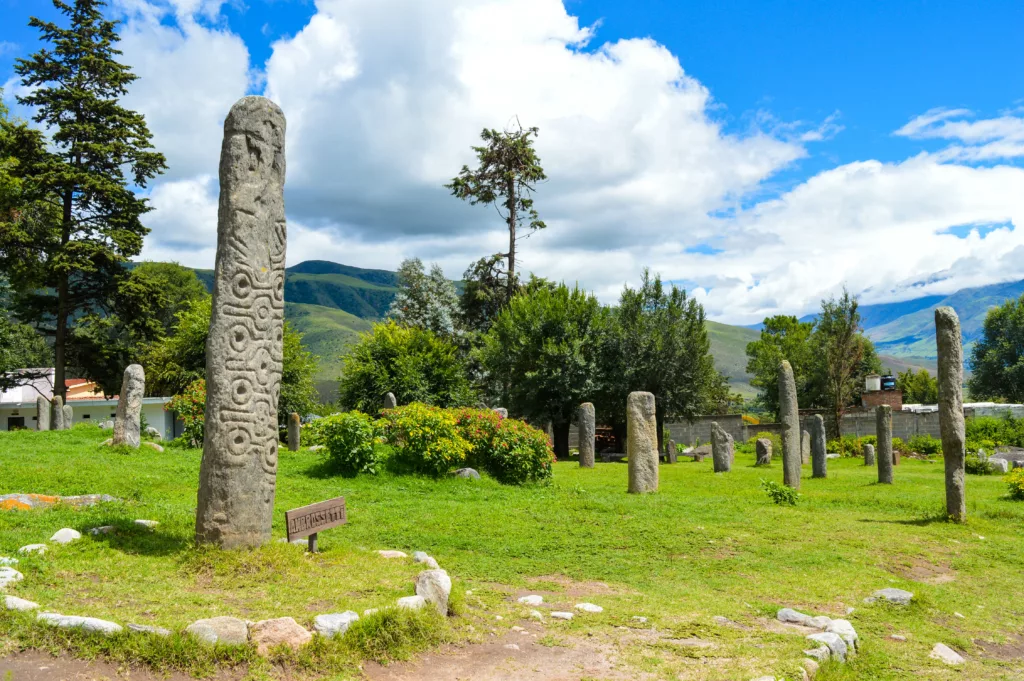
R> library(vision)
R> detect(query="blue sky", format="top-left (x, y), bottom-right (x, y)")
top-left (1, 0), bottom-right (1023, 322)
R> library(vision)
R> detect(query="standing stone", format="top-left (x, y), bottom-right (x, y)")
top-left (287, 412), bottom-right (300, 452)
top-left (710, 422), bottom-right (733, 473)
top-left (51, 395), bottom-right (65, 431)
top-left (35, 396), bottom-right (49, 431)
top-left (863, 443), bottom-right (875, 466)
top-left (810, 414), bottom-right (828, 479)
top-left (935, 307), bottom-right (966, 522)
top-left (384, 392), bottom-right (397, 410)
top-left (627, 392), bottom-right (658, 493)
top-left (801, 430), bottom-right (811, 464)
top-left (666, 439), bottom-right (677, 464)
top-left (779, 360), bottom-right (801, 490)
top-left (578, 402), bottom-right (595, 468)
top-left (195, 96), bottom-right (287, 550)
top-left (877, 405), bottom-right (894, 484)
top-left (492, 407), bottom-right (508, 418)
top-left (112, 365), bottom-right (145, 448)
top-left (755, 438), bottom-right (772, 466)
top-left (62, 404), bottom-right (73, 429)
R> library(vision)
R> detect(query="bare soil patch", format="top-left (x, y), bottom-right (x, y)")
top-left (522, 574), bottom-right (629, 597)
top-left (974, 635), bottom-right (1024, 661)
top-left (0, 650), bottom-right (245, 681)
top-left (887, 557), bottom-right (956, 584)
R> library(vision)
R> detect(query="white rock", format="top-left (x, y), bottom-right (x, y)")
top-left (377, 550), bottom-right (408, 559)
top-left (185, 616), bottom-right (248, 645)
top-left (806, 615), bottom-right (833, 629)
top-left (865, 588), bottom-right (913, 605)
top-left (4, 595), bottom-right (39, 611)
top-left (954, 612), bottom-right (964, 619)
top-left (550, 611), bottom-right (573, 621)
top-left (632, 616), bottom-right (648, 624)
top-left (777, 607), bottom-right (812, 626)
top-left (803, 645), bottom-right (831, 662)
top-left (314, 611), bottom-right (359, 638)
top-left (0, 567), bottom-right (24, 589)
top-left (494, 615), bottom-right (503, 620)
top-left (0, 557), bottom-right (17, 566)
top-left (89, 526), bottom-right (116, 536)
top-left (363, 608), bottom-right (379, 616)
top-left (50, 528), bottom-right (82, 544)
top-left (37, 612), bottom-right (122, 636)
top-left (989, 459), bottom-right (1009, 473)
top-left (930, 643), bottom-right (965, 665)
top-left (414, 569), bottom-right (452, 616)
top-left (18, 544), bottom-right (46, 555)
top-left (504, 643), bottom-right (520, 651)
top-left (806, 632), bottom-right (847, 662)
top-left (135, 519), bottom-right (159, 529)
top-left (517, 595), bottom-right (543, 606)
top-left (127, 623), bottom-right (171, 636)
top-left (890, 634), bottom-right (907, 641)
top-left (529, 610), bottom-right (544, 620)
top-left (575, 602), bottom-right (603, 613)
top-left (412, 551), bottom-right (440, 569)
top-left (511, 626), bottom-right (525, 632)
top-left (397, 595), bottom-right (427, 611)
top-left (826, 619), bottom-right (858, 650)
top-left (801, 658), bottom-right (820, 678)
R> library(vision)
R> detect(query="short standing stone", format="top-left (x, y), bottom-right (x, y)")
top-left (877, 405), bottom-right (894, 484)
top-left (250, 617), bottom-right (312, 655)
top-left (551, 611), bottom-right (573, 621)
top-left (627, 392), bottom-right (659, 493)
top-left (415, 569), bottom-right (452, 616)
top-left (578, 402), bottom-right (596, 468)
top-left (575, 603), bottom-right (603, 613)
top-left (755, 438), bottom-right (772, 466)
top-left (806, 632), bottom-right (847, 662)
top-left (51, 395), bottom-right (65, 431)
top-left (17, 544), bottom-right (46, 555)
top-left (865, 588), bottom-right (913, 605)
top-left (710, 422), bottom-right (734, 473)
top-left (384, 392), bottom-right (397, 409)
top-left (863, 443), bottom-right (875, 466)
top-left (930, 643), bottom-right (965, 665)
top-left (186, 616), bottom-right (249, 645)
top-left (666, 439), bottom-right (677, 464)
top-left (518, 595), bottom-right (544, 606)
top-left (810, 414), bottom-right (828, 478)
top-left (0, 567), bottom-right (25, 589)
top-left (50, 528), bottom-right (82, 544)
top-left (194, 96), bottom-right (287, 550)
top-left (779, 361), bottom-right (801, 489)
top-left (397, 595), bottom-right (427, 610)
top-left (36, 395), bottom-right (50, 431)
top-left (112, 365), bottom-right (145, 448)
top-left (314, 611), bottom-right (359, 638)
top-left (4, 595), bottom-right (39, 612)
top-left (801, 429), bottom-right (811, 465)
top-left (62, 404), bottom-right (73, 428)
top-left (492, 407), bottom-right (508, 418)
top-left (935, 307), bottom-right (966, 522)
top-left (287, 412), bottom-right (300, 452)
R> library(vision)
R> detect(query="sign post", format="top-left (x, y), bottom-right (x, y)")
top-left (285, 497), bottom-right (347, 553)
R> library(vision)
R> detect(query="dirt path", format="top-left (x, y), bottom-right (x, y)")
top-left (0, 650), bottom-right (245, 681)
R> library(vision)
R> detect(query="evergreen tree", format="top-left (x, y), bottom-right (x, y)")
top-left (386, 258), bottom-right (459, 336)
top-left (0, 0), bottom-right (166, 400)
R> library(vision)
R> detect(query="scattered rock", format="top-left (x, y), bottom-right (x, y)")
top-left (503, 643), bottom-right (520, 651)
top-left (633, 616), bottom-right (649, 624)
top-left (529, 610), bottom-right (544, 620)
top-left (807, 632), bottom-right (847, 662)
top-left (18, 544), bottom-right (46, 555)
top-left (37, 613), bottom-right (122, 636)
top-left (826, 619), bottom-right (858, 650)
top-left (826, 453), bottom-right (841, 459)
top-left (517, 595), bottom-right (544, 606)
top-left (4, 595), bottom-right (38, 611)
top-left (806, 615), bottom-right (832, 629)
top-left (777, 608), bottom-right (813, 626)
top-left (413, 551), bottom-right (440, 569)
top-left (89, 526), bottom-right (116, 536)
top-left (930, 643), bottom-right (965, 665)
top-left (186, 616), bottom-right (249, 645)
top-left (397, 595), bottom-right (427, 611)
top-left (127, 623), bottom-right (171, 636)
top-left (575, 602), bottom-right (603, 613)
top-left (99, 420), bottom-right (114, 430)
top-left (954, 611), bottom-right (965, 619)
top-left (50, 528), bottom-right (82, 544)
top-left (453, 468), bottom-right (481, 479)
top-left (890, 634), bottom-right (907, 641)
top-left (307, 445), bottom-right (325, 452)
top-left (989, 459), bottom-right (1009, 473)
top-left (414, 569), bottom-right (452, 616)
top-left (144, 442), bottom-right (164, 453)
top-left (144, 426), bottom-right (163, 440)
top-left (865, 588), bottom-right (913, 605)
top-left (801, 658), bottom-right (820, 679)
top-left (377, 550), bottom-right (408, 559)
top-left (314, 611), bottom-right (359, 638)
top-left (0, 567), bottom-right (24, 589)
top-left (0, 557), bottom-right (17, 566)
top-left (511, 625), bottom-right (525, 632)
top-left (250, 617), bottom-right (312, 655)
top-left (134, 520), bottom-right (159, 529)
top-left (550, 612), bottom-right (573, 621)
top-left (803, 645), bottom-right (831, 662)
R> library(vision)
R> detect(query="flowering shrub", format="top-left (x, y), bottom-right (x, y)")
top-left (378, 403), bottom-right (471, 477)
top-left (488, 418), bottom-right (555, 485)
top-left (320, 411), bottom-right (379, 476)
top-left (1007, 468), bottom-right (1024, 501)
top-left (452, 408), bottom-right (504, 469)
top-left (166, 379), bottom-right (205, 448)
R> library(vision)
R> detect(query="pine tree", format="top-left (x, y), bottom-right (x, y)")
top-left (0, 0), bottom-right (166, 400)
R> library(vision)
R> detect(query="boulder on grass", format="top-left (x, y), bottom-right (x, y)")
top-left (414, 569), bottom-right (452, 616)
top-left (186, 616), bottom-right (248, 645)
top-left (249, 617), bottom-right (312, 656)
top-left (314, 611), bottom-right (359, 638)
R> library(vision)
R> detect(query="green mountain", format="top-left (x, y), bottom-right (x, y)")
top-left (706, 321), bottom-right (760, 398)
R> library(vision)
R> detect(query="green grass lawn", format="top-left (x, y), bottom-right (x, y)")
top-left (2, 425), bottom-right (1023, 680)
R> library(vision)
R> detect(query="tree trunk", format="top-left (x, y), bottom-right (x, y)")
top-left (54, 191), bottom-right (73, 402)
top-left (506, 177), bottom-right (516, 301)
top-left (553, 421), bottom-right (570, 461)
top-left (655, 398), bottom-right (665, 454)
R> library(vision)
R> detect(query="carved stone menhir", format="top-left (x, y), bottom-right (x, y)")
top-left (778, 360), bottom-right (801, 490)
top-left (627, 392), bottom-right (658, 493)
top-left (196, 96), bottom-right (287, 550)
top-left (935, 306), bottom-right (966, 522)
top-left (810, 414), bottom-right (827, 479)
top-left (36, 396), bottom-right (49, 431)
top-left (113, 365), bottom-right (145, 448)
top-left (578, 402), bottom-right (595, 468)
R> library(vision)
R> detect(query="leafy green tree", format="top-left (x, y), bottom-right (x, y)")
top-left (0, 0), bottom-right (166, 401)
top-left (969, 294), bottom-right (1024, 402)
top-left (0, 283), bottom-right (52, 390)
top-left (128, 262), bottom-right (208, 333)
top-left (386, 257), bottom-right (459, 336)
top-left (745, 315), bottom-right (815, 420)
top-left (338, 321), bottom-right (473, 413)
top-left (460, 253), bottom-right (519, 335)
top-left (896, 368), bottom-right (938, 404)
top-left (481, 283), bottom-right (606, 458)
top-left (280, 324), bottom-right (320, 419)
top-left (446, 122), bottom-right (546, 302)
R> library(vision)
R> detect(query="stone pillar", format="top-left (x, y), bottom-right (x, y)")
top-left (810, 414), bottom-right (828, 479)
top-left (578, 402), bottom-right (595, 468)
top-left (801, 430), bottom-right (811, 465)
top-left (627, 392), bottom-right (658, 493)
top-left (863, 443), bottom-right (875, 466)
top-left (755, 438), bottom-right (772, 466)
top-left (711, 422), bottom-right (733, 473)
top-left (492, 407), bottom-right (508, 418)
top-left (196, 96), bottom-right (287, 550)
top-left (112, 365), bottom-right (145, 448)
top-left (384, 392), bottom-right (397, 410)
top-left (287, 412), bottom-right (300, 452)
top-left (936, 306), bottom-right (966, 522)
top-left (778, 360), bottom-right (801, 490)
top-left (666, 439), bottom-right (677, 464)
top-left (51, 395), bottom-right (64, 431)
top-left (876, 405), bottom-right (893, 484)
top-left (36, 396), bottom-right (49, 431)
top-left (62, 404), bottom-right (73, 429)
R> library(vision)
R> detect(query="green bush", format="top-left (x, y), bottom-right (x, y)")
top-left (319, 411), bottom-right (379, 476)
top-left (166, 379), bottom-right (205, 448)
top-left (1007, 468), bottom-right (1024, 500)
top-left (965, 452), bottom-right (994, 476)
top-left (906, 435), bottom-right (942, 457)
top-left (452, 407), bottom-right (504, 470)
top-left (487, 418), bottom-right (555, 484)
top-left (760, 479), bottom-right (799, 506)
top-left (965, 414), bottom-right (1024, 448)
top-left (378, 403), bottom-right (471, 476)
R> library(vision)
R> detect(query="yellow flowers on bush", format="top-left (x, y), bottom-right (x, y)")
top-left (378, 403), bottom-right (472, 477)
top-left (1007, 468), bottom-right (1024, 501)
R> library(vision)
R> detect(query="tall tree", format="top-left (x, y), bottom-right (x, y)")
top-left (446, 122), bottom-right (546, 302)
top-left (745, 315), bottom-right (815, 419)
top-left (969, 294), bottom-right (1024, 402)
top-left (386, 257), bottom-right (459, 337)
top-left (813, 289), bottom-right (874, 437)
top-left (0, 0), bottom-right (166, 401)
top-left (896, 368), bottom-right (939, 404)
top-left (459, 253), bottom-right (519, 335)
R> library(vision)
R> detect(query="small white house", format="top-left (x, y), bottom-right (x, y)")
top-left (0, 368), bottom-right (180, 439)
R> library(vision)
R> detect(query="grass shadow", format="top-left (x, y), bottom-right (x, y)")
top-left (85, 518), bottom-right (191, 556)
top-left (857, 512), bottom-right (950, 527)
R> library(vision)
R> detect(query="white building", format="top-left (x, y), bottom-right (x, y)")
top-left (0, 368), bottom-right (179, 439)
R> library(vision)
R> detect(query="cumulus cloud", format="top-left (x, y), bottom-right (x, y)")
top-left (895, 107), bottom-right (1024, 162)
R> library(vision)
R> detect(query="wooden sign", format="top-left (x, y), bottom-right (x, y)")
top-left (285, 497), bottom-right (346, 552)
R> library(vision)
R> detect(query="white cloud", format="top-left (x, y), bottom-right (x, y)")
top-left (895, 107), bottom-right (1024, 162)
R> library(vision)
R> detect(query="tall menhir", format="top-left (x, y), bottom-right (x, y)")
top-left (196, 96), bottom-right (287, 549)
